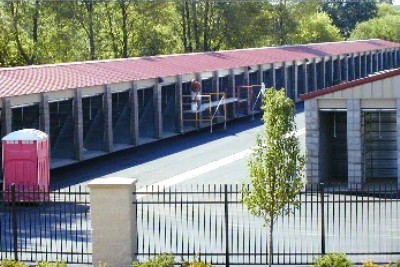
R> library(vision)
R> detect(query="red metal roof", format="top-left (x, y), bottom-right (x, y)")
top-left (0, 39), bottom-right (399, 98)
top-left (301, 68), bottom-right (400, 101)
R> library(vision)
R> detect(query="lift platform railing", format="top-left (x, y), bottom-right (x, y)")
top-left (236, 83), bottom-right (265, 120)
top-left (182, 92), bottom-right (227, 133)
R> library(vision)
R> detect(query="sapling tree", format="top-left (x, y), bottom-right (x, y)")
top-left (242, 88), bottom-right (305, 267)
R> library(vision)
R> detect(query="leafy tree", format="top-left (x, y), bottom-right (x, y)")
top-left (218, 2), bottom-right (274, 49)
top-left (322, 1), bottom-right (378, 38)
top-left (271, 1), bottom-right (298, 45)
top-left (350, 14), bottom-right (400, 43)
top-left (132, 1), bottom-right (181, 56)
top-left (377, 3), bottom-right (400, 17)
top-left (242, 88), bottom-right (305, 267)
top-left (291, 12), bottom-right (342, 44)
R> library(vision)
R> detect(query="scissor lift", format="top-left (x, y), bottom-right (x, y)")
top-left (236, 83), bottom-right (265, 119)
top-left (182, 93), bottom-right (228, 133)
top-left (182, 83), bottom-right (265, 133)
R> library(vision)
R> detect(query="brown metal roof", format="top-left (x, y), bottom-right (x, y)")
top-left (0, 39), bottom-right (399, 98)
top-left (300, 68), bottom-right (400, 101)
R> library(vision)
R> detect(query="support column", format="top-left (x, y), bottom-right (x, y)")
top-left (153, 80), bottom-right (162, 139)
top-left (258, 64), bottom-right (264, 85)
top-left (327, 56), bottom-right (334, 87)
top-left (305, 99), bottom-right (320, 184)
top-left (293, 61), bottom-right (298, 100)
top-left (282, 62), bottom-right (288, 96)
top-left (244, 68), bottom-right (250, 86)
top-left (343, 55), bottom-right (349, 82)
top-left (357, 52), bottom-right (362, 79)
top-left (228, 69), bottom-right (236, 118)
top-left (39, 93), bottom-right (50, 136)
top-left (349, 54), bottom-right (355, 81)
top-left (213, 70), bottom-right (220, 95)
top-left (347, 99), bottom-right (362, 189)
top-left (1, 98), bottom-right (12, 137)
top-left (303, 59), bottom-right (309, 93)
top-left (335, 56), bottom-right (342, 83)
top-left (320, 57), bottom-right (326, 89)
top-left (311, 58), bottom-right (317, 92)
top-left (129, 82), bottom-right (139, 146)
top-left (88, 177), bottom-right (137, 267)
top-left (390, 49), bottom-right (394, 69)
top-left (271, 63), bottom-right (276, 89)
top-left (386, 50), bottom-right (390, 69)
top-left (363, 52), bottom-right (368, 77)
top-left (244, 68), bottom-right (251, 114)
top-left (74, 89), bottom-right (83, 161)
top-left (373, 51), bottom-right (378, 73)
top-left (175, 75), bottom-right (183, 134)
top-left (104, 85), bottom-right (113, 153)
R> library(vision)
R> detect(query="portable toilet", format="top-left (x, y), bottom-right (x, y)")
top-left (2, 129), bottom-right (50, 202)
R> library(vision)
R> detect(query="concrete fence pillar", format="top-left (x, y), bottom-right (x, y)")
top-left (88, 177), bottom-right (137, 267)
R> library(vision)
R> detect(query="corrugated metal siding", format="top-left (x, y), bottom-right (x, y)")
top-left (362, 111), bottom-right (397, 179)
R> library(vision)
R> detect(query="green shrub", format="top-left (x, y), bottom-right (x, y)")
top-left (181, 254), bottom-right (213, 267)
top-left (37, 262), bottom-right (67, 267)
top-left (132, 254), bottom-right (175, 267)
top-left (362, 260), bottom-right (380, 267)
top-left (311, 253), bottom-right (353, 267)
top-left (362, 260), bottom-right (400, 267)
top-left (0, 260), bottom-right (27, 267)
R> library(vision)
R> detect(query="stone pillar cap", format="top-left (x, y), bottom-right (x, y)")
top-left (88, 177), bottom-right (138, 187)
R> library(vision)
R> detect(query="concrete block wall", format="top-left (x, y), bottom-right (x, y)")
top-left (347, 99), bottom-right (363, 188)
top-left (305, 99), bottom-right (320, 184)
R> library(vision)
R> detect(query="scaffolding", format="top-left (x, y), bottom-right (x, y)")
top-left (182, 83), bottom-right (265, 133)
top-left (182, 93), bottom-right (227, 133)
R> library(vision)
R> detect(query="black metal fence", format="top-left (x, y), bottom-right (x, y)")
top-left (135, 183), bottom-right (400, 266)
top-left (0, 184), bottom-right (92, 264)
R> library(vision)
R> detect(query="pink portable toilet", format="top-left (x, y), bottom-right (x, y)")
top-left (2, 129), bottom-right (50, 202)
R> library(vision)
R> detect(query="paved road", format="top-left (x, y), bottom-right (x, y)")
top-left (52, 107), bottom-right (305, 188)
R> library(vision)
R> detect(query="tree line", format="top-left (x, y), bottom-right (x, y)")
top-left (0, 0), bottom-right (398, 67)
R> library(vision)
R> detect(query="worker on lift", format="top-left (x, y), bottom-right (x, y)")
top-left (190, 79), bottom-right (202, 111)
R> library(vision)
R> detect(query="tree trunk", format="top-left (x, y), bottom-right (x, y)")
top-left (180, 2), bottom-right (188, 52)
top-left (269, 219), bottom-right (274, 267)
top-left (184, 1), bottom-right (192, 52)
top-left (10, 2), bottom-right (33, 65)
top-left (191, 1), bottom-right (199, 51)
top-left (120, 0), bottom-right (128, 58)
top-left (31, 0), bottom-right (39, 63)
top-left (105, 3), bottom-right (119, 57)
top-left (203, 0), bottom-right (210, 51)
top-left (84, 0), bottom-right (95, 60)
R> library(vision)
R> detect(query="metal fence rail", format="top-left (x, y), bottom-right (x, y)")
top-left (0, 185), bottom-right (92, 264)
top-left (135, 183), bottom-right (400, 266)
